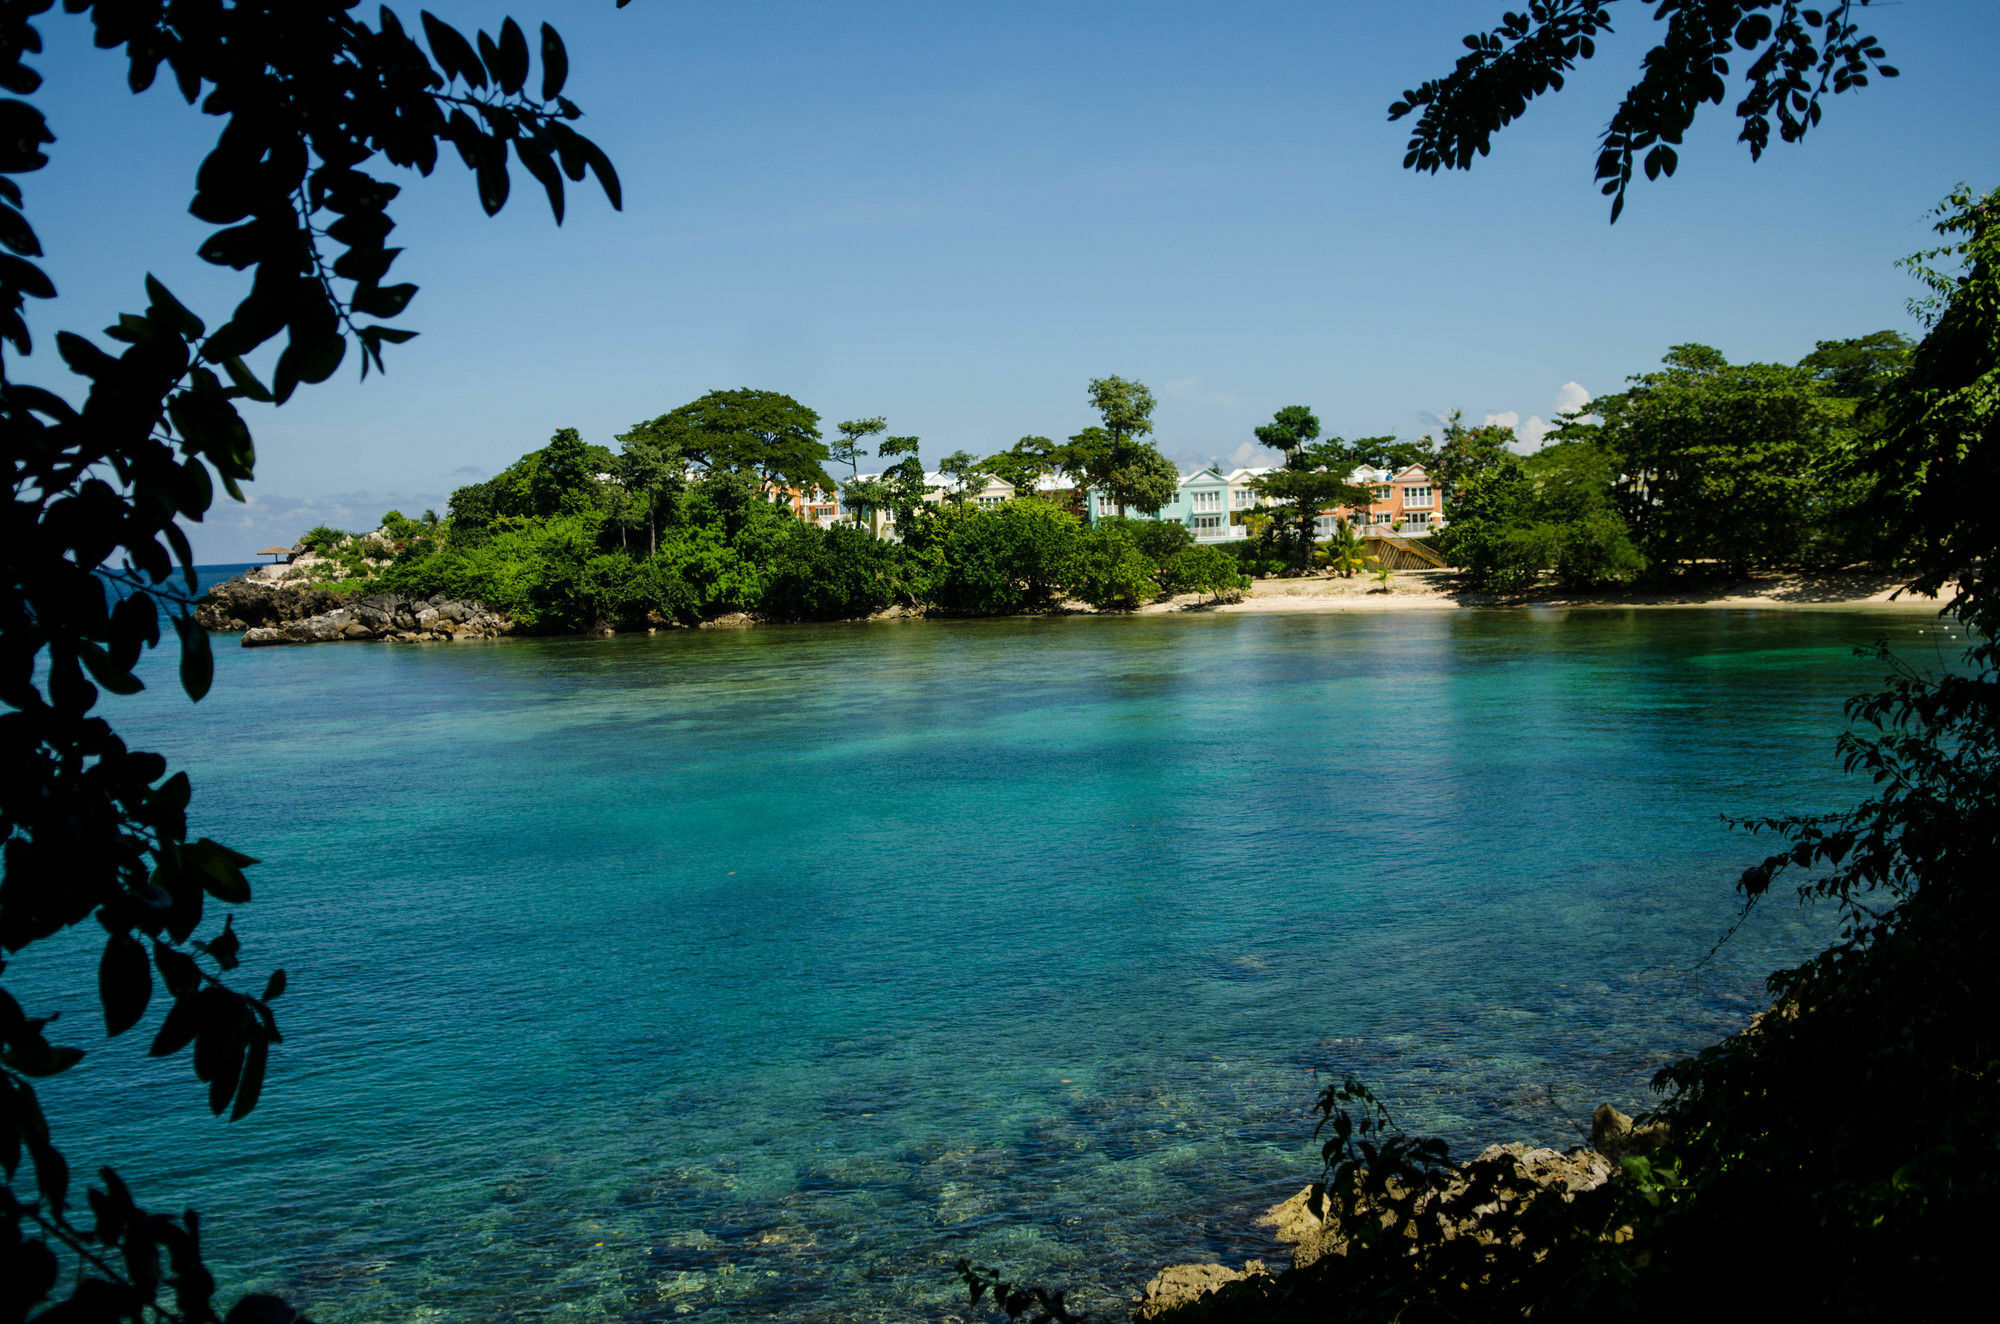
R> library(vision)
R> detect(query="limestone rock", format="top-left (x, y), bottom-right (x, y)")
top-left (1258, 1185), bottom-right (1329, 1247)
top-left (1590, 1105), bottom-right (1671, 1163)
top-left (196, 577), bottom-right (513, 646)
top-left (1133, 1261), bottom-right (1266, 1320)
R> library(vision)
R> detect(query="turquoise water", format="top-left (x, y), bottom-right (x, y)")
top-left (21, 588), bottom-right (1959, 1321)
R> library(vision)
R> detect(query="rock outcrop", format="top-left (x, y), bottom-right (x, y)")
top-left (1137, 1112), bottom-right (1651, 1317)
top-left (1590, 1103), bottom-right (1671, 1163)
top-left (196, 579), bottom-right (511, 646)
top-left (1134, 1262), bottom-right (1268, 1320)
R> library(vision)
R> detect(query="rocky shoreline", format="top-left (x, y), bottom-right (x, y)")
top-left (196, 579), bottom-right (514, 646)
top-left (1133, 1104), bottom-right (1668, 1318)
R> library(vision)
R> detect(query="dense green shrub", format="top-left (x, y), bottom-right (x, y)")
top-left (929, 500), bottom-right (1081, 615)
top-left (1071, 523), bottom-right (1156, 610)
top-left (761, 523), bottom-right (901, 621)
top-left (357, 435), bottom-right (1266, 628)
top-left (1220, 538), bottom-right (1288, 579)
top-left (1552, 511), bottom-right (1647, 589)
top-left (297, 524), bottom-right (352, 554)
top-left (1162, 544), bottom-right (1253, 601)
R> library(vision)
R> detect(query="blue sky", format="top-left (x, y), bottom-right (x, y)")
top-left (20, 1), bottom-right (2000, 560)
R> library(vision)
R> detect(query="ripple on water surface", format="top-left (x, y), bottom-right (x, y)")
top-left (25, 605), bottom-right (1953, 1320)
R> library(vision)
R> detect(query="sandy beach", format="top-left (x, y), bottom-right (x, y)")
top-left (1144, 569), bottom-right (1947, 616)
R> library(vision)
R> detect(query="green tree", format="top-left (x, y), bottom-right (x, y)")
top-left (760, 522), bottom-right (904, 621)
top-left (1434, 425), bottom-right (1645, 593)
top-left (1394, 2), bottom-right (1900, 220)
top-left (1872, 184), bottom-right (2000, 629)
top-left (1325, 522), bottom-right (1370, 578)
top-left (1072, 523), bottom-right (1158, 611)
top-left (634, 388), bottom-right (830, 495)
top-left (1254, 403), bottom-right (1322, 459)
top-left (832, 415), bottom-right (886, 480)
top-left (1429, 412), bottom-right (1517, 503)
top-left (1799, 330), bottom-right (1913, 400)
top-left (1069, 376), bottom-right (1179, 517)
top-left (1248, 407), bottom-right (1377, 573)
top-left (929, 501), bottom-right (1081, 615)
top-left (1353, 435), bottom-right (1439, 473)
top-left (982, 435), bottom-right (1058, 495)
top-left (1162, 544), bottom-right (1252, 604)
top-left (872, 435), bottom-right (932, 536)
top-left (830, 415), bottom-right (886, 523)
top-left (611, 426), bottom-right (684, 556)
top-left (1584, 344), bottom-right (1850, 576)
top-left (938, 449), bottom-right (987, 505)
top-left (529, 426), bottom-right (593, 518)
top-left (0, 4), bottom-right (620, 1321)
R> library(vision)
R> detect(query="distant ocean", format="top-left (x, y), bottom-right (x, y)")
top-left (28, 605), bottom-right (1954, 1321)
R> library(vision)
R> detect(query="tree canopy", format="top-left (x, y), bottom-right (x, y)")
top-left (1394, 1), bottom-right (1900, 220)
top-left (1, 3), bottom-right (623, 1321)
top-left (982, 435), bottom-right (1060, 494)
top-left (1245, 407), bottom-right (1380, 571)
top-left (831, 415), bottom-right (886, 485)
top-left (628, 388), bottom-right (830, 495)
top-left (1065, 377), bottom-right (1179, 517)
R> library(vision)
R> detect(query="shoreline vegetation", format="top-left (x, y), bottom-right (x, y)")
top-left (199, 340), bottom-right (1931, 646)
top-left (194, 566), bottom-right (1940, 647)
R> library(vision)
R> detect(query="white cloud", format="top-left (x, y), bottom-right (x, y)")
top-left (1227, 441), bottom-right (1261, 468)
top-left (1482, 409), bottom-right (1558, 452)
top-left (1163, 376), bottom-right (1238, 408)
top-left (1485, 382), bottom-right (1595, 454)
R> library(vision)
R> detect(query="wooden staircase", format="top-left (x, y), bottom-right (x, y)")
top-left (1360, 532), bottom-right (1448, 570)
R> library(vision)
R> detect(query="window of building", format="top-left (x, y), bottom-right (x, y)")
top-left (1193, 514), bottom-right (1221, 531)
top-left (1232, 488), bottom-right (1256, 508)
top-left (978, 495), bottom-right (1004, 507)
top-left (1191, 489), bottom-right (1221, 512)
top-left (1374, 485), bottom-right (1391, 500)
top-left (1403, 511), bottom-right (1432, 526)
top-left (1403, 486), bottom-right (1433, 508)
top-left (1373, 511), bottom-right (1392, 525)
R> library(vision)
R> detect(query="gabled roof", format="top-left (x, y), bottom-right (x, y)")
top-left (1180, 465), bottom-right (1226, 485)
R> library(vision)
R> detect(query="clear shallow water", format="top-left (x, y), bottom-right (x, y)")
top-left (22, 588), bottom-right (1958, 1321)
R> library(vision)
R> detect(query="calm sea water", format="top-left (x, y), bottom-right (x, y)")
top-left (22, 577), bottom-right (1961, 1321)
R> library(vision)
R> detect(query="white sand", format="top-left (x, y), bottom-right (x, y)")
top-left (1140, 569), bottom-right (1946, 617)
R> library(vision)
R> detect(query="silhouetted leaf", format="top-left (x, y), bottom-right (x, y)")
top-left (175, 614), bottom-right (213, 702)
top-left (540, 23), bottom-right (568, 101)
top-left (421, 11), bottom-right (487, 89)
top-left (99, 933), bottom-right (152, 1037)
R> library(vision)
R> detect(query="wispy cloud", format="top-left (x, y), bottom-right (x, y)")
top-left (1163, 376), bottom-right (1238, 408)
top-left (448, 464), bottom-right (487, 479)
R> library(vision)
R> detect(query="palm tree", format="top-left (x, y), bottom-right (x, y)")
top-left (1327, 521), bottom-right (1370, 578)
